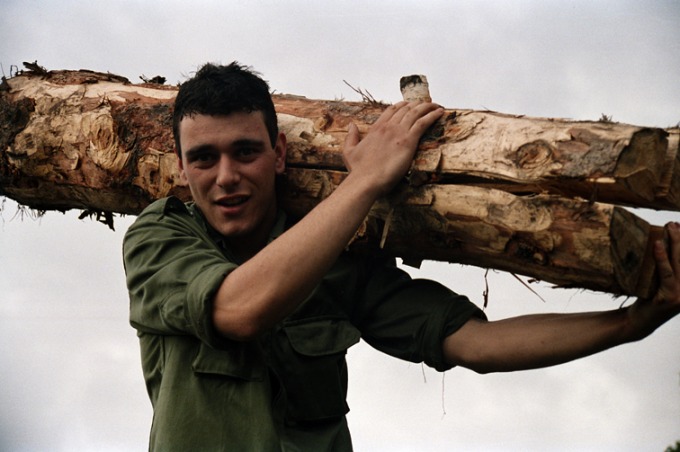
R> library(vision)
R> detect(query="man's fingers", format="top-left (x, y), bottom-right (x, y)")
top-left (668, 222), bottom-right (680, 271)
top-left (380, 101), bottom-right (419, 126)
top-left (655, 235), bottom-right (674, 281)
top-left (342, 122), bottom-right (360, 171)
top-left (397, 101), bottom-right (441, 126)
top-left (374, 101), bottom-right (409, 125)
top-left (344, 122), bottom-right (360, 148)
top-left (410, 105), bottom-right (445, 133)
top-left (654, 222), bottom-right (680, 305)
top-left (659, 265), bottom-right (675, 281)
top-left (376, 101), bottom-right (441, 129)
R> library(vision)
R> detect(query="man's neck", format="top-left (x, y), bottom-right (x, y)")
top-left (225, 236), bottom-right (267, 263)
top-left (225, 209), bottom-right (281, 263)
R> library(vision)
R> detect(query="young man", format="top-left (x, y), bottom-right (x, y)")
top-left (123, 62), bottom-right (680, 451)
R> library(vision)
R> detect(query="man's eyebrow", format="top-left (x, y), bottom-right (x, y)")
top-left (232, 138), bottom-right (266, 148)
top-left (185, 139), bottom-right (267, 158)
top-left (184, 144), bottom-right (216, 159)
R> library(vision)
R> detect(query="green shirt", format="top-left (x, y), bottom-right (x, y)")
top-left (123, 197), bottom-right (484, 451)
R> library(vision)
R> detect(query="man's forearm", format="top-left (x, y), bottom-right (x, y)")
top-left (444, 222), bottom-right (680, 373)
top-left (213, 172), bottom-right (381, 340)
top-left (442, 308), bottom-right (633, 374)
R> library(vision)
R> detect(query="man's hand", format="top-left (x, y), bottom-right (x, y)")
top-left (626, 221), bottom-right (680, 340)
top-left (442, 221), bottom-right (680, 374)
top-left (342, 101), bottom-right (444, 198)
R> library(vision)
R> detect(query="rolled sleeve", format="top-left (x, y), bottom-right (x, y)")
top-left (184, 261), bottom-right (236, 345)
top-left (124, 198), bottom-right (238, 348)
top-left (353, 257), bottom-right (485, 371)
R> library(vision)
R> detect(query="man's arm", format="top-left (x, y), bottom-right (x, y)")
top-left (443, 221), bottom-right (680, 374)
top-left (214, 102), bottom-right (444, 340)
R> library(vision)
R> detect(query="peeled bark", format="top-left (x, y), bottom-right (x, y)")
top-left (1, 69), bottom-right (677, 297)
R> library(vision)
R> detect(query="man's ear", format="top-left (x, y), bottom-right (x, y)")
top-left (177, 150), bottom-right (188, 183)
top-left (274, 132), bottom-right (287, 174)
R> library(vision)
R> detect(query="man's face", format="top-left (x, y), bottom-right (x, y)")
top-left (178, 112), bottom-right (286, 251)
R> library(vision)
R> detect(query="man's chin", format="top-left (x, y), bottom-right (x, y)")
top-left (213, 223), bottom-right (249, 239)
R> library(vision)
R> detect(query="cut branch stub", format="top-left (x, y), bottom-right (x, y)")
top-left (400, 75), bottom-right (432, 102)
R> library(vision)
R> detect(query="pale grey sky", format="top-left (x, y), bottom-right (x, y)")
top-left (1, 1), bottom-right (679, 451)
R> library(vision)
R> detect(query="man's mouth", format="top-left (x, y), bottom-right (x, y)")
top-left (215, 196), bottom-right (249, 207)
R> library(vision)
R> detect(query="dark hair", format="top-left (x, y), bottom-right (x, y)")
top-left (172, 62), bottom-right (278, 156)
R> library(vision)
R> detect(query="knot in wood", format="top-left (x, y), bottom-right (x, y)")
top-left (515, 140), bottom-right (553, 169)
top-left (506, 237), bottom-right (549, 265)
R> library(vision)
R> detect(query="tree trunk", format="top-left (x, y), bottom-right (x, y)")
top-left (1, 69), bottom-right (677, 298)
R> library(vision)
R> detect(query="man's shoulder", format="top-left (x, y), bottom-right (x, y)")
top-left (139, 196), bottom-right (191, 217)
top-left (125, 197), bottom-right (198, 239)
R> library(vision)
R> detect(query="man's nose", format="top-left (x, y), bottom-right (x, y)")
top-left (216, 155), bottom-right (241, 187)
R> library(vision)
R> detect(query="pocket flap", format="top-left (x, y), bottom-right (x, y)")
top-left (284, 318), bottom-right (360, 357)
top-left (192, 341), bottom-right (265, 381)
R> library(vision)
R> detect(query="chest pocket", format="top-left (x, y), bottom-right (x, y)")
top-left (276, 318), bottom-right (360, 424)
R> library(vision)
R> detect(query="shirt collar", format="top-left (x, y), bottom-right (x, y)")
top-left (187, 202), bottom-right (287, 263)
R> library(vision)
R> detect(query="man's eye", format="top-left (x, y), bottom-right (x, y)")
top-left (190, 153), bottom-right (217, 164)
top-left (237, 148), bottom-right (259, 159)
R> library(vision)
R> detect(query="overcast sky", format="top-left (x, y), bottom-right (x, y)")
top-left (1, 1), bottom-right (679, 451)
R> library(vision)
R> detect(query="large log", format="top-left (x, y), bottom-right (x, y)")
top-left (1, 68), bottom-right (677, 297)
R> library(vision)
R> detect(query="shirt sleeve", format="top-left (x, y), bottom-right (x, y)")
top-left (351, 254), bottom-right (486, 372)
top-left (123, 198), bottom-right (237, 348)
